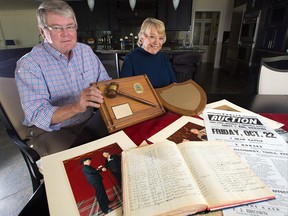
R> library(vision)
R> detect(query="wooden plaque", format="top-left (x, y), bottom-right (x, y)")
top-left (97, 75), bottom-right (166, 133)
top-left (156, 79), bottom-right (207, 116)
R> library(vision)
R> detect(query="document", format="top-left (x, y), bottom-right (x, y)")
top-left (203, 99), bottom-right (284, 129)
top-left (203, 109), bottom-right (288, 216)
top-left (121, 140), bottom-right (275, 216)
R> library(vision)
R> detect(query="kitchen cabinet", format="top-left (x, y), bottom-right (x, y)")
top-left (261, 1), bottom-right (288, 52)
top-left (157, 0), bottom-right (192, 31)
top-left (246, 0), bottom-right (263, 11)
top-left (110, 0), bottom-right (157, 30)
top-left (69, 0), bottom-right (192, 32)
top-left (224, 3), bottom-right (246, 75)
top-left (68, 0), bottom-right (110, 31)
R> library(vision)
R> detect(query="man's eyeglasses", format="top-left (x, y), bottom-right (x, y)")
top-left (44, 25), bottom-right (77, 32)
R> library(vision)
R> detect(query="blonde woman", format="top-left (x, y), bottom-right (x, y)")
top-left (120, 18), bottom-right (176, 88)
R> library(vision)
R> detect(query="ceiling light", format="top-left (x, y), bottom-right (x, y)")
top-left (87, 0), bottom-right (95, 12)
top-left (129, 0), bottom-right (136, 11)
top-left (172, 0), bottom-right (180, 10)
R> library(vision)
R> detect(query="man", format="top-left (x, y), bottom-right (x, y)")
top-left (182, 128), bottom-right (207, 142)
top-left (80, 158), bottom-right (111, 214)
top-left (15, 0), bottom-right (111, 156)
top-left (103, 151), bottom-right (122, 187)
top-left (190, 128), bottom-right (207, 141)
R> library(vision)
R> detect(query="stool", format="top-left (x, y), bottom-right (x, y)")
top-left (172, 52), bottom-right (202, 83)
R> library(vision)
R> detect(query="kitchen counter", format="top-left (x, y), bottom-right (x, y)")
top-left (95, 47), bottom-right (205, 80)
top-left (95, 47), bottom-right (205, 55)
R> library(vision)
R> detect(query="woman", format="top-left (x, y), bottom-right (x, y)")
top-left (120, 18), bottom-right (177, 88)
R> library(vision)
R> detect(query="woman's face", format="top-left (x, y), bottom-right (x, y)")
top-left (142, 25), bottom-right (165, 54)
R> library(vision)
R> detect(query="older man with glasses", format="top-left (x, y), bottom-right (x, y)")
top-left (15, 0), bottom-right (111, 156)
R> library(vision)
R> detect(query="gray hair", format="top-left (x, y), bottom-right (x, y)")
top-left (137, 17), bottom-right (166, 47)
top-left (36, 0), bottom-right (77, 28)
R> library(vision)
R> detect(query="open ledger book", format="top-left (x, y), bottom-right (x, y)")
top-left (122, 140), bottom-right (275, 216)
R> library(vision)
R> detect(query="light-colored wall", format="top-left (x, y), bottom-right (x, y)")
top-left (192, 0), bottom-right (234, 68)
top-left (0, 9), bottom-right (39, 49)
top-left (0, 0), bottom-right (234, 67)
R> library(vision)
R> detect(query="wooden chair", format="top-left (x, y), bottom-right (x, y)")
top-left (258, 55), bottom-right (288, 94)
top-left (0, 76), bottom-right (43, 192)
top-left (171, 52), bottom-right (202, 83)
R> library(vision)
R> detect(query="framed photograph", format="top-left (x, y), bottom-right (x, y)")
top-left (42, 131), bottom-right (137, 216)
top-left (148, 116), bottom-right (204, 144)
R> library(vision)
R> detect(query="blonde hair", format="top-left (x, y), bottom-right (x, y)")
top-left (137, 18), bottom-right (166, 47)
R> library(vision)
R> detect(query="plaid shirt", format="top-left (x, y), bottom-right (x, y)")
top-left (15, 42), bottom-right (111, 131)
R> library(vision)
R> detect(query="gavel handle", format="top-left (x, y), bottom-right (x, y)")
top-left (117, 90), bottom-right (157, 107)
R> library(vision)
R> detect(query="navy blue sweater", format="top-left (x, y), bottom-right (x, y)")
top-left (120, 47), bottom-right (177, 88)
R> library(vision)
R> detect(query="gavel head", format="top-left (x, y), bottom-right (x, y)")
top-left (106, 82), bottom-right (119, 98)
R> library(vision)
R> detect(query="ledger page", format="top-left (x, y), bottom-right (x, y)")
top-left (122, 141), bottom-right (207, 216)
top-left (203, 109), bottom-right (288, 216)
top-left (178, 141), bottom-right (275, 210)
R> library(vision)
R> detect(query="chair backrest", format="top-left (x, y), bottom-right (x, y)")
top-left (96, 52), bottom-right (120, 79)
top-left (0, 76), bottom-right (43, 191)
top-left (0, 77), bottom-right (28, 140)
top-left (258, 55), bottom-right (288, 95)
top-left (172, 52), bottom-right (202, 82)
top-left (172, 52), bottom-right (202, 65)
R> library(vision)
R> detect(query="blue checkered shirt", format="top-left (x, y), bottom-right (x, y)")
top-left (15, 42), bottom-right (111, 131)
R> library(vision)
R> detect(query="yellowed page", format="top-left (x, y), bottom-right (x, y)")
top-left (122, 141), bottom-right (208, 216)
top-left (178, 141), bottom-right (275, 210)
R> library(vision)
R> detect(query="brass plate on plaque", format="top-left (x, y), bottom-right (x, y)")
top-left (96, 75), bottom-right (166, 133)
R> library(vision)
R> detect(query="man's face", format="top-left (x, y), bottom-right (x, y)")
top-left (103, 152), bottom-right (109, 158)
top-left (190, 129), bottom-right (199, 134)
top-left (84, 159), bottom-right (91, 165)
top-left (40, 12), bottom-right (77, 57)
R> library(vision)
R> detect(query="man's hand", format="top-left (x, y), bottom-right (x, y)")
top-left (77, 84), bottom-right (104, 112)
top-left (51, 83), bottom-right (104, 124)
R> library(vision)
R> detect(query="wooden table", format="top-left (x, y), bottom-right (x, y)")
top-left (206, 94), bottom-right (288, 113)
top-left (23, 94), bottom-right (288, 215)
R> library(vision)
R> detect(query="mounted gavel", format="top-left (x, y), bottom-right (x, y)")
top-left (106, 82), bottom-right (157, 107)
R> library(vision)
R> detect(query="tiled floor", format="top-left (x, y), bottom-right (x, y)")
top-left (197, 63), bottom-right (254, 94)
top-left (0, 121), bottom-right (33, 216)
top-left (0, 63), bottom-right (254, 216)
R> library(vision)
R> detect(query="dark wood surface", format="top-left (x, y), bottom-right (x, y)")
top-left (207, 94), bottom-right (288, 113)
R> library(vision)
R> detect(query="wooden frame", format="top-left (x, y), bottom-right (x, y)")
top-left (97, 75), bottom-right (166, 133)
top-left (156, 79), bottom-right (207, 116)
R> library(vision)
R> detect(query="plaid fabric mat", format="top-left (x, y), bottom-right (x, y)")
top-left (77, 185), bottom-right (122, 216)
